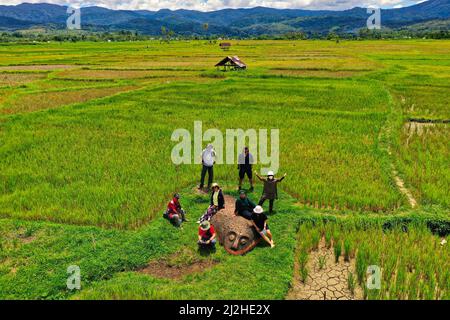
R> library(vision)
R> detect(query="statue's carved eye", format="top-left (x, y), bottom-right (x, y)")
top-left (228, 233), bottom-right (236, 241)
top-left (240, 237), bottom-right (248, 245)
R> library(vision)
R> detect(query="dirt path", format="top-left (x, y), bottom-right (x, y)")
top-left (386, 139), bottom-right (418, 208)
top-left (392, 167), bottom-right (418, 208)
top-left (287, 238), bottom-right (363, 300)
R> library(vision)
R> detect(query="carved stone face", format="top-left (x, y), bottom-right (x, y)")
top-left (211, 210), bottom-right (260, 255)
top-left (225, 230), bottom-right (252, 253)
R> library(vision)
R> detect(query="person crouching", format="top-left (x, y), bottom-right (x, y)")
top-left (164, 193), bottom-right (187, 227)
top-left (198, 221), bottom-right (216, 248)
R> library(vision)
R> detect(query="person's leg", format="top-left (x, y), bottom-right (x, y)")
top-left (200, 165), bottom-right (207, 188)
top-left (180, 209), bottom-right (187, 222)
top-left (207, 166), bottom-right (213, 189)
top-left (259, 230), bottom-right (274, 247)
top-left (266, 229), bottom-right (273, 241)
top-left (247, 168), bottom-right (254, 191)
top-left (199, 206), bottom-right (211, 223)
top-left (240, 210), bottom-right (252, 220)
top-left (258, 196), bottom-right (266, 206)
top-left (171, 214), bottom-right (181, 227)
top-left (238, 169), bottom-right (244, 189)
top-left (269, 199), bottom-right (274, 213)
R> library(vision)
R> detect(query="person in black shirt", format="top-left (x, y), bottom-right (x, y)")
top-left (251, 205), bottom-right (274, 248)
top-left (234, 190), bottom-right (256, 220)
top-left (238, 147), bottom-right (254, 192)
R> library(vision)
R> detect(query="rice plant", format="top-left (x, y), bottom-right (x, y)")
top-left (334, 240), bottom-right (342, 263)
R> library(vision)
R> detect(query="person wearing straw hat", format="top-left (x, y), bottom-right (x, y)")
top-left (210, 182), bottom-right (224, 210)
top-left (255, 170), bottom-right (286, 214)
top-left (198, 220), bottom-right (216, 248)
top-left (251, 205), bottom-right (274, 248)
top-left (197, 182), bottom-right (224, 223)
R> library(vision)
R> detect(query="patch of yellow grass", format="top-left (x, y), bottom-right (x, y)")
top-left (268, 69), bottom-right (365, 78)
top-left (55, 69), bottom-right (200, 80)
top-left (0, 73), bottom-right (47, 86)
top-left (0, 65), bottom-right (81, 71)
top-left (1, 86), bottom-right (139, 114)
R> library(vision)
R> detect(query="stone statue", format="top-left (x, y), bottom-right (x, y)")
top-left (210, 209), bottom-right (261, 255)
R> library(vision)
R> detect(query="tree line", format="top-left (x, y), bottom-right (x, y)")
top-left (0, 27), bottom-right (448, 43)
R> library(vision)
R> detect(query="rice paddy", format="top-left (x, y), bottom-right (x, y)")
top-left (0, 40), bottom-right (448, 299)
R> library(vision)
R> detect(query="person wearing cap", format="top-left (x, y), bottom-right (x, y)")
top-left (255, 170), bottom-right (287, 214)
top-left (164, 193), bottom-right (187, 226)
top-left (251, 205), bottom-right (274, 248)
top-left (234, 190), bottom-right (256, 220)
top-left (198, 183), bottom-right (224, 223)
top-left (198, 221), bottom-right (216, 248)
top-left (198, 144), bottom-right (216, 191)
top-left (238, 147), bottom-right (254, 192)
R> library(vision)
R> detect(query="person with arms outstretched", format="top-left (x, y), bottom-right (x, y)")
top-left (255, 170), bottom-right (286, 214)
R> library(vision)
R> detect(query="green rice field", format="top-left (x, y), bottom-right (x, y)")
top-left (0, 40), bottom-right (448, 299)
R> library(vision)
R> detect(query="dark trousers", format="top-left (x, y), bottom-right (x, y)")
top-left (238, 210), bottom-right (252, 220)
top-left (200, 165), bottom-right (213, 188)
top-left (259, 197), bottom-right (275, 213)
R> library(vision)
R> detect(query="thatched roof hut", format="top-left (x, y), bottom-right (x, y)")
top-left (215, 56), bottom-right (247, 71)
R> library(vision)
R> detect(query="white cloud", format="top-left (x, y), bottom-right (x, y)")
top-left (0, 0), bottom-right (424, 11)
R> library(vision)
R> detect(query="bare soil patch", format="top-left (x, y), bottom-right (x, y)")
top-left (287, 239), bottom-right (363, 300)
top-left (138, 251), bottom-right (218, 280)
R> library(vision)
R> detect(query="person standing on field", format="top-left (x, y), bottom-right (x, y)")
top-left (255, 170), bottom-right (286, 214)
top-left (238, 147), bottom-right (254, 192)
top-left (198, 144), bottom-right (216, 191)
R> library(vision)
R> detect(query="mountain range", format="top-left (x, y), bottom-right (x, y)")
top-left (0, 1), bottom-right (449, 36)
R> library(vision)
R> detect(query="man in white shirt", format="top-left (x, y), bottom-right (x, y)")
top-left (199, 144), bottom-right (216, 191)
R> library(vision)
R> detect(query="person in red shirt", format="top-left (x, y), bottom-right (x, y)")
top-left (198, 221), bottom-right (216, 248)
top-left (164, 193), bottom-right (187, 227)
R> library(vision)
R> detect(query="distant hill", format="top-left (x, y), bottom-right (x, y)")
top-left (0, 1), bottom-right (449, 36)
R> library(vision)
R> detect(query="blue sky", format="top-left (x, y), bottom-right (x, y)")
top-left (0, 0), bottom-right (428, 11)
